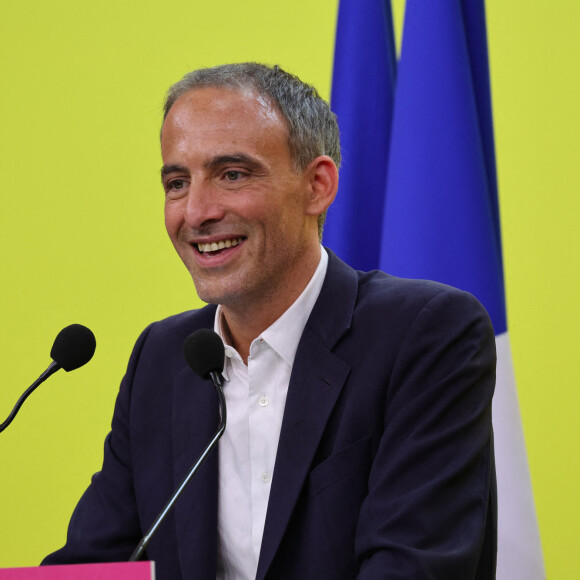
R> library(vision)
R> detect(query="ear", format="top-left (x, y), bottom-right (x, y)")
top-left (304, 155), bottom-right (339, 217)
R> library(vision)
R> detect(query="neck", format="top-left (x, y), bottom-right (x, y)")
top-left (221, 246), bottom-right (321, 364)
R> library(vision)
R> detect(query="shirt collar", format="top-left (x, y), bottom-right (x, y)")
top-left (214, 247), bottom-right (328, 372)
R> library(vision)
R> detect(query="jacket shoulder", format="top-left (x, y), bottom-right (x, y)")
top-left (356, 269), bottom-right (490, 320)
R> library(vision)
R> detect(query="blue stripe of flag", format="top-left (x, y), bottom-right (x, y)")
top-left (379, 0), bottom-right (507, 334)
top-left (324, 0), bottom-right (397, 272)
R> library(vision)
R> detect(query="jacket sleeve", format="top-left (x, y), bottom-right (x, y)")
top-left (356, 289), bottom-right (496, 579)
top-left (41, 325), bottom-right (153, 565)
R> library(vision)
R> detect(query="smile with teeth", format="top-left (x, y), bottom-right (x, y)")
top-left (196, 237), bottom-right (245, 253)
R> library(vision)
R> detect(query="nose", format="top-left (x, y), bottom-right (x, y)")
top-left (182, 180), bottom-right (226, 230)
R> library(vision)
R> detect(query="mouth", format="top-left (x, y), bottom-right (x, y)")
top-left (194, 236), bottom-right (246, 256)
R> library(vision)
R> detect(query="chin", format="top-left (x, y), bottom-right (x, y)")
top-left (190, 278), bottom-right (239, 307)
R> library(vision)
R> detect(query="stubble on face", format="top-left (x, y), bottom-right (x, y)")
top-left (161, 87), bottom-right (321, 320)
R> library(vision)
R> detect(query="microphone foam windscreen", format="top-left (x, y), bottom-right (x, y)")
top-left (50, 324), bottom-right (96, 371)
top-left (183, 329), bottom-right (225, 379)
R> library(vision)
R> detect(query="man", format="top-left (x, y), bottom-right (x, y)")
top-left (43, 63), bottom-right (496, 579)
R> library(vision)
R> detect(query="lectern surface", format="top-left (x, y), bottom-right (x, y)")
top-left (0, 561), bottom-right (155, 579)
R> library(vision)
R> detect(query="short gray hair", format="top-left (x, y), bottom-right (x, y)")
top-left (163, 63), bottom-right (341, 239)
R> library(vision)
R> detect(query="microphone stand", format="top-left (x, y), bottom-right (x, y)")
top-left (0, 361), bottom-right (61, 434)
top-left (129, 370), bottom-right (226, 561)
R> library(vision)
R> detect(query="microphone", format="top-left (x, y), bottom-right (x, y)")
top-left (130, 329), bottom-right (226, 562)
top-left (51, 323), bottom-right (97, 371)
top-left (183, 327), bottom-right (226, 386)
top-left (0, 324), bottom-right (96, 434)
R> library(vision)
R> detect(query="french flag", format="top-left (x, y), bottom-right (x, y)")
top-left (324, 1), bottom-right (545, 577)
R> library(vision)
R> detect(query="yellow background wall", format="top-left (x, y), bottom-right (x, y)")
top-left (486, 3), bottom-right (580, 577)
top-left (0, 1), bottom-right (576, 576)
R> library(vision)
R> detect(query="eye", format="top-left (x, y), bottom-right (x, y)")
top-left (169, 179), bottom-right (186, 190)
top-left (224, 171), bottom-right (242, 181)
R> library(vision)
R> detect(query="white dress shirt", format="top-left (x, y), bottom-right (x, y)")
top-left (214, 248), bottom-right (328, 580)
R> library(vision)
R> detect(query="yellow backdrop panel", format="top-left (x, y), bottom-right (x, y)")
top-left (0, 1), bottom-right (576, 577)
top-left (487, 2), bottom-right (580, 578)
top-left (0, 0), bottom-right (337, 566)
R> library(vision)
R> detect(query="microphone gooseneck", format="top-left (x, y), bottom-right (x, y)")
top-left (0, 324), bottom-right (96, 434)
top-left (130, 329), bottom-right (227, 562)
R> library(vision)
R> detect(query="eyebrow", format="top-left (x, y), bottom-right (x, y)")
top-left (160, 164), bottom-right (188, 181)
top-left (204, 153), bottom-right (264, 172)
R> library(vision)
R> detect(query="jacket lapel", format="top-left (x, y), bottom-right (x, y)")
top-left (256, 251), bottom-right (359, 579)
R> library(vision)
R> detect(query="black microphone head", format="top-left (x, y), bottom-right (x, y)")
top-left (183, 329), bottom-right (225, 380)
top-left (50, 324), bottom-right (96, 371)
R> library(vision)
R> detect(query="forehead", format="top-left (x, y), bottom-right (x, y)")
top-left (161, 86), bottom-right (289, 151)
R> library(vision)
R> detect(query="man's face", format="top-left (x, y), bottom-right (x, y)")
top-left (161, 87), bottom-right (319, 310)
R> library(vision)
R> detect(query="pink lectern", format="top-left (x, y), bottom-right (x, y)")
top-left (0, 562), bottom-right (155, 579)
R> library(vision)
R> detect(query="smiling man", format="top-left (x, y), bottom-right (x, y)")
top-left (161, 82), bottom-right (337, 362)
top-left (43, 64), bottom-right (497, 579)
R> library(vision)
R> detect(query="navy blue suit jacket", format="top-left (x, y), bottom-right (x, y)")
top-left (43, 251), bottom-right (497, 579)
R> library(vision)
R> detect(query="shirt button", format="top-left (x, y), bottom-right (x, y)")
top-left (259, 395), bottom-right (269, 407)
top-left (261, 472), bottom-right (272, 483)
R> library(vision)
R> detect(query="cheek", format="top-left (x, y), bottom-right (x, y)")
top-left (164, 203), bottom-right (182, 239)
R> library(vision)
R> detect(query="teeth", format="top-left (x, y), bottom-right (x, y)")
top-left (197, 237), bottom-right (243, 253)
